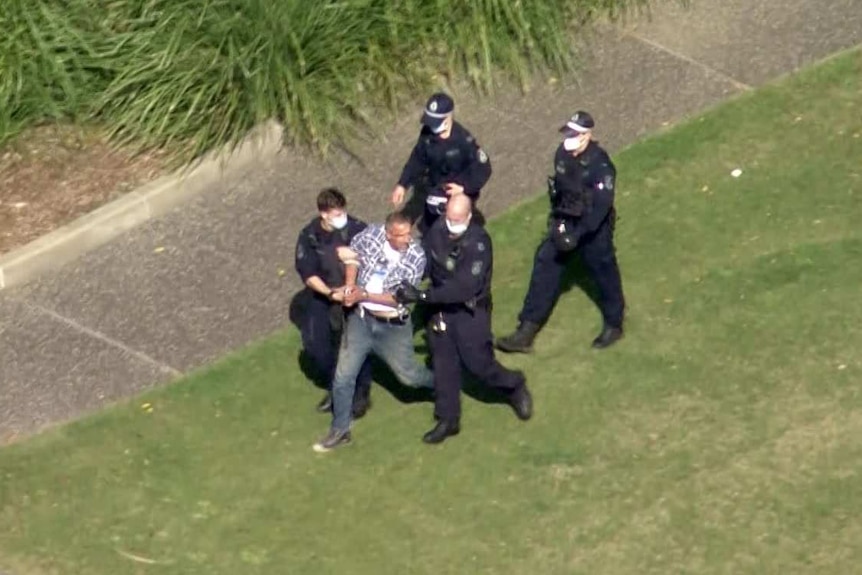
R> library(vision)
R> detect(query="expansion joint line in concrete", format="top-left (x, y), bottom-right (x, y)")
top-left (621, 29), bottom-right (753, 92)
top-left (15, 297), bottom-right (182, 378)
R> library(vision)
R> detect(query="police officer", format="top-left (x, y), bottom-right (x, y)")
top-left (496, 111), bottom-right (626, 353)
top-left (295, 188), bottom-right (373, 417)
top-left (390, 92), bottom-right (492, 235)
top-left (394, 194), bottom-right (533, 444)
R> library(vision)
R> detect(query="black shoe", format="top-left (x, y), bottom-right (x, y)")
top-left (422, 419), bottom-right (460, 444)
top-left (316, 392), bottom-right (333, 413)
top-left (592, 326), bottom-right (623, 349)
top-left (509, 384), bottom-right (533, 421)
top-left (352, 397), bottom-right (371, 419)
top-left (495, 321), bottom-right (541, 353)
top-left (312, 428), bottom-right (352, 453)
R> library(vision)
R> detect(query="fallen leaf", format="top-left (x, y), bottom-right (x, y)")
top-left (116, 549), bottom-right (172, 565)
top-left (153, 246), bottom-right (165, 253)
top-left (731, 168), bottom-right (743, 178)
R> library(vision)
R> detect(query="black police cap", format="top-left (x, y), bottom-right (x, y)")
top-left (559, 111), bottom-right (595, 135)
top-left (421, 92), bottom-right (455, 131)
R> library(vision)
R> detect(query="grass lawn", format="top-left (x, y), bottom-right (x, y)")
top-left (1, 48), bottom-right (861, 575)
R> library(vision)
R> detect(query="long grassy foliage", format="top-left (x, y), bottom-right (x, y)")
top-left (1, 0), bottom-right (663, 162)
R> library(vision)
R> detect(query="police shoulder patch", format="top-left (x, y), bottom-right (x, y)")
top-left (477, 241), bottom-right (485, 252)
top-left (478, 148), bottom-right (488, 163)
top-left (603, 174), bottom-right (615, 191)
top-left (471, 260), bottom-right (484, 276)
top-left (555, 162), bottom-right (566, 174)
top-left (296, 243), bottom-right (305, 259)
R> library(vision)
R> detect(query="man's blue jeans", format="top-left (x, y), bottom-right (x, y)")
top-left (331, 309), bottom-right (433, 432)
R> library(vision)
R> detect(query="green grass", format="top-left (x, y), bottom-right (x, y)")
top-left (2, 48), bottom-right (862, 575)
top-left (0, 0), bottom-right (663, 164)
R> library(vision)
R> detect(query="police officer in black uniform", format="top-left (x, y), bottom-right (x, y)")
top-left (391, 92), bottom-right (492, 236)
top-left (496, 111), bottom-right (626, 353)
top-left (394, 194), bottom-right (533, 444)
top-left (295, 188), bottom-right (374, 417)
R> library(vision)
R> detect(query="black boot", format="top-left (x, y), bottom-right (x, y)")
top-left (495, 321), bottom-right (541, 353)
top-left (509, 383), bottom-right (533, 421)
top-left (422, 418), bottom-right (460, 444)
top-left (316, 391), bottom-right (333, 413)
top-left (592, 326), bottom-right (623, 349)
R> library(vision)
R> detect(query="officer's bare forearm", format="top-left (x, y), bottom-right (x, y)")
top-left (344, 264), bottom-right (359, 287)
top-left (305, 276), bottom-right (333, 297)
top-left (358, 290), bottom-right (399, 307)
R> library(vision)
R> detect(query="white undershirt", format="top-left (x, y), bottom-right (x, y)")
top-left (360, 240), bottom-right (403, 314)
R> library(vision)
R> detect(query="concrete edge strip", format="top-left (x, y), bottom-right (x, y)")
top-left (0, 120), bottom-right (284, 290)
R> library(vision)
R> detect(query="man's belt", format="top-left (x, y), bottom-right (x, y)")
top-left (358, 306), bottom-right (408, 325)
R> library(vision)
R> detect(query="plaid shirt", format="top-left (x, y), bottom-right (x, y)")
top-left (350, 224), bottom-right (426, 292)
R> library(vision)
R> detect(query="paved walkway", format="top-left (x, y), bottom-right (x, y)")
top-left (2, 0), bottom-right (861, 441)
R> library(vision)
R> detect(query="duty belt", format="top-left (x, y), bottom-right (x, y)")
top-left (435, 295), bottom-right (491, 314)
top-left (425, 194), bottom-right (448, 215)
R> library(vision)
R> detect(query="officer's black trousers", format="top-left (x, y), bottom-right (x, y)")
top-left (300, 293), bottom-right (372, 397)
top-left (519, 220), bottom-right (625, 329)
top-left (428, 307), bottom-right (524, 420)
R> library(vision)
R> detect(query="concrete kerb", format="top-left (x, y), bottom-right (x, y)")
top-left (0, 119), bottom-right (285, 290)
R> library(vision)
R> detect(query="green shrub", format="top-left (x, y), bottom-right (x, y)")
top-left (1, 0), bottom-right (667, 162)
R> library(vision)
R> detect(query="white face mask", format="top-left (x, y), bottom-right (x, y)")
top-left (446, 217), bottom-right (470, 235)
top-left (563, 135), bottom-right (586, 152)
top-left (328, 214), bottom-right (348, 230)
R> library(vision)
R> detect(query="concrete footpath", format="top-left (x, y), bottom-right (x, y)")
top-left (2, 0), bottom-right (861, 441)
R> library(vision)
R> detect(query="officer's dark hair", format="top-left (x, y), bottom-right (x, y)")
top-left (384, 210), bottom-right (412, 231)
top-left (316, 187), bottom-right (347, 212)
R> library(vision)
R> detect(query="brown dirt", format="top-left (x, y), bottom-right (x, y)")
top-left (0, 125), bottom-right (169, 255)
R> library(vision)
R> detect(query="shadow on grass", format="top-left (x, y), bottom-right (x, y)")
top-left (287, 288), bottom-right (327, 393)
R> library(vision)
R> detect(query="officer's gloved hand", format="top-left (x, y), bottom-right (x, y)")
top-left (394, 280), bottom-right (426, 304)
